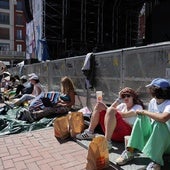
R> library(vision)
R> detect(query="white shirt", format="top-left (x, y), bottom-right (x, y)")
top-left (148, 98), bottom-right (170, 132)
top-left (32, 83), bottom-right (44, 96)
top-left (116, 103), bottom-right (143, 125)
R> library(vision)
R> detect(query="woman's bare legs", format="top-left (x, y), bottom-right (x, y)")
top-left (104, 107), bottom-right (117, 141)
top-left (76, 102), bottom-right (108, 140)
top-left (88, 102), bottom-right (107, 133)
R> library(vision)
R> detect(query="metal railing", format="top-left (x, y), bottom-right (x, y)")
top-left (0, 50), bottom-right (25, 60)
top-left (9, 41), bottom-right (170, 110)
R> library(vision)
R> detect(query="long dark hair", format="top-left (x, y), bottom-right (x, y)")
top-left (149, 86), bottom-right (170, 99)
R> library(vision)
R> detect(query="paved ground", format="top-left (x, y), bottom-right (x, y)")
top-left (0, 127), bottom-right (89, 170)
top-left (1, 126), bottom-right (169, 170)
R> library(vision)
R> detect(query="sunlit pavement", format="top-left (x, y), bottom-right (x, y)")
top-left (0, 127), bottom-right (88, 170)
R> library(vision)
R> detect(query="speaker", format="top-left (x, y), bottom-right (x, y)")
top-left (145, 1), bottom-right (170, 44)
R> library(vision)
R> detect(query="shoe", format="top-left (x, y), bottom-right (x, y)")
top-left (16, 109), bottom-right (34, 123)
top-left (115, 150), bottom-right (134, 165)
top-left (76, 129), bottom-right (95, 140)
top-left (146, 162), bottom-right (161, 170)
top-left (107, 140), bottom-right (112, 151)
top-left (23, 109), bottom-right (35, 123)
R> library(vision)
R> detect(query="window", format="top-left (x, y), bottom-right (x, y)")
top-left (16, 0), bottom-right (23, 11)
top-left (16, 29), bottom-right (22, 40)
top-left (17, 44), bottom-right (22, 51)
top-left (0, 28), bottom-right (9, 39)
top-left (16, 14), bottom-right (23, 25)
top-left (0, 0), bottom-right (9, 9)
top-left (0, 43), bottom-right (10, 51)
top-left (0, 12), bottom-right (9, 24)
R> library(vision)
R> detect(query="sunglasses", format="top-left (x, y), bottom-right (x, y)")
top-left (121, 94), bottom-right (131, 99)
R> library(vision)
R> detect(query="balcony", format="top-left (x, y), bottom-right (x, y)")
top-left (0, 50), bottom-right (25, 60)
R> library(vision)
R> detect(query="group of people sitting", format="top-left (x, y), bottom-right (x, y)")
top-left (76, 78), bottom-right (170, 170)
top-left (1, 73), bottom-right (44, 107)
top-left (0, 72), bottom-right (76, 122)
top-left (1, 71), bottom-right (170, 169)
top-left (0, 72), bottom-right (34, 101)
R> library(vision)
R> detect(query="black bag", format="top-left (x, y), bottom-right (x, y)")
top-left (41, 97), bottom-right (53, 107)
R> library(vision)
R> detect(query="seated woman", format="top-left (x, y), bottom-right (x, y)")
top-left (76, 87), bottom-right (144, 150)
top-left (5, 74), bottom-right (44, 108)
top-left (0, 74), bottom-right (18, 100)
top-left (13, 75), bottom-right (33, 98)
top-left (115, 78), bottom-right (170, 170)
top-left (30, 76), bottom-right (75, 121)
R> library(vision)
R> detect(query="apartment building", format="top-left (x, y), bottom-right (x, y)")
top-left (0, 0), bottom-right (26, 67)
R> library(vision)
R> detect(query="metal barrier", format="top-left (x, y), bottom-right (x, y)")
top-left (10, 42), bottom-right (170, 110)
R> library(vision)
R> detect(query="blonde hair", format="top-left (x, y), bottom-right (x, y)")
top-left (60, 76), bottom-right (75, 94)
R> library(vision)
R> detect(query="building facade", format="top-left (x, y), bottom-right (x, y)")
top-left (0, 0), bottom-right (26, 67)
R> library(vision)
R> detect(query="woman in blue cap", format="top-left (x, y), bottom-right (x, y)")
top-left (115, 78), bottom-right (170, 170)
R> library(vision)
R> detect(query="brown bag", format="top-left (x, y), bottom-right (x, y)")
top-left (86, 136), bottom-right (109, 170)
top-left (53, 116), bottom-right (70, 139)
top-left (68, 112), bottom-right (85, 137)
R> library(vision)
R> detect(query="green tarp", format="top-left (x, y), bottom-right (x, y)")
top-left (0, 107), bottom-right (54, 136)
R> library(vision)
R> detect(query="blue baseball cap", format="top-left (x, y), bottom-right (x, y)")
top-left (146, 78), bottom-right (170, 88)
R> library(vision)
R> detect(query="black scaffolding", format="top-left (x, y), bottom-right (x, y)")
top-left (43, 0), bottom-right (169, 59)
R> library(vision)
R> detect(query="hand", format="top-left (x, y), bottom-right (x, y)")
top-left (115, 97), bottom-right (122, 104)
top-left (95, 102), bottom-right (107, 110)
top-left (118, 90), bottom-right (122, 97)
top-left (136, 109), bottom-right (145, 115)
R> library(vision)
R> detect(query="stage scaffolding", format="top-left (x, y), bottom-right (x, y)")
top-left (42, 0), bottom-right (162, 59)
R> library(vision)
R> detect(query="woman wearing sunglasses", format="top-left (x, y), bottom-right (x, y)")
top-left (76, 87), bottom-right (144, 150)
top-left (115, 78), bottom-right (170, 170)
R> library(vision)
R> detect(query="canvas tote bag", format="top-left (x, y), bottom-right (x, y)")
top-left (86, 136), bottom-right (109, 170)
top-left (68, 112), bottom-right (85, 137)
